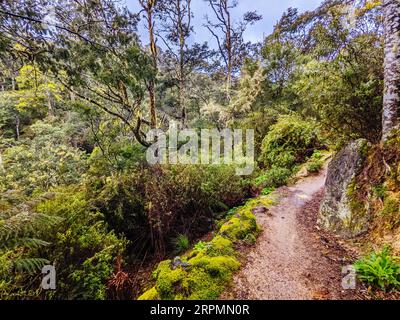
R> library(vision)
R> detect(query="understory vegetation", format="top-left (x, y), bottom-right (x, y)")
top-left (0, 0), bottom-right (398, 299)
top-left (138, 196), bottom-right (273, 300)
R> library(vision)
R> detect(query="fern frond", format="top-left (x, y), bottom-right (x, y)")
top-left (0, 208), bottom-right (63, 248)
top-left (0, 237), bottom-right (50, 250)
top-left (13, 258), bottom-right (50, 274)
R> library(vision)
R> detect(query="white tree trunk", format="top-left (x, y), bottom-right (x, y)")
top-left (382, 0), bottom-right (400, 141)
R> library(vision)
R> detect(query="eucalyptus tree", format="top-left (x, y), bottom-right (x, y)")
top-left (382, 0), bottom-right (400, 141)
top-left (204, 0), bottom-right (262, 101)
top-left (0, 0), bottom-right (156, 147)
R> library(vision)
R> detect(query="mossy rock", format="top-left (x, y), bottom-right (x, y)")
top-left (206, 236), bottom-right (235, 256)
top-left (153, 261), bottom-right (187, 299)
top-left (188, 254), bottom-right (240, 278)
top-left (138, 193), bottom-right (273, 300)
top-left (137, 287), bottom-right (159, 300)
top-left (318, 139), bottom-right (370, 237)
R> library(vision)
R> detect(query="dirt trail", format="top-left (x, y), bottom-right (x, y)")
top-left (224, 166), bottom-right (362, 300)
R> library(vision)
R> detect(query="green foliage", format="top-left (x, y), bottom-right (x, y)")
top-left (255, 166), bottom-right (292, 188)
top-left (0, 194), bottom-right (63, 279)
top-left (355, 247), bottom-right (400, 291)
top-left (138, 196), bottom-right (270, 300)
top-left (292, 43), bottom-right (382, 145)
top-left (259, 115), bottom-right (322, 169)
top-left (372, 184), bottom-right (387, 200)
top-left (35, 189), bottom-right (125, 300)
top-left (90, 164), bottom-right (251, 258)
top-left (261, 187), bottom-right (275, 196)
top-left (0, 188), bottom-right (125, 300)
top-left (0, 120), bottom-right (88, 195)
top-left (193, 241), bottom-right (208, 252)
top-left (306, 151), bottom-right (324, 173)
top-left (173, 234), bottom-right (190, 254)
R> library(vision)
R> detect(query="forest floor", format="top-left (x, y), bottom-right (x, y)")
top-left (222, 165), bottom-right (368, 300)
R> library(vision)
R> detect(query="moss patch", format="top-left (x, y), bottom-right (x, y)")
top-left (137, 196), bottom-right (274, 300)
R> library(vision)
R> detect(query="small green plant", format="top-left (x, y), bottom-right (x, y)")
top-left (307, 161), bottom-right (323, 173)
top-left (194, 241), bottom-right (207, 252)
top-left (311, 151), bottom-right (323, 160)
top-left (255, 166), bottom-right (292, 188)
top-left (173, 234), bottom-right (190, 253)
top-left (372, 184), bottom-right (387, 200)
top-left (261, 187), bottom-right (275, 196)
top-left (306, 151), bottom-right (324, 173)
top-left (355, 246), bottom-right (400, 291)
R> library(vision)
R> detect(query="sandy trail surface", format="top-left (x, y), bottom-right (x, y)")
top-left (224, 167), bottom-right (362, 300)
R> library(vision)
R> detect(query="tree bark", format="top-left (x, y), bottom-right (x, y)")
top-left (177, 0), bottom-right (187, 126)
top-left (147, 0), bottom-right (158, 128)
top-left (47, 90), bottom-right (54, 117)
top-left (223, 0), bottom-right (232, 101)
top-left (382, 0), bottom-right (400, 141)
top-left (15, 114), bottom-right (20, 141)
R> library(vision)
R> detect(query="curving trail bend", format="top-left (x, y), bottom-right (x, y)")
top-left (224, 166), bottom-right (362, 300)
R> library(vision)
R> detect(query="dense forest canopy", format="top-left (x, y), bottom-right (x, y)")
top-left (0, 0), bottom-right (399, 300)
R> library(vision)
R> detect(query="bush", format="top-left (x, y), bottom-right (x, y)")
top-left (90, 164), bottom-right (252, 258)
top-left (259, 115), bottom-right (323, 170)
top-left (0, 121), bottom-right (87, 195)
top-left (35, 189), bottom-right (124, 299)
top-left (255, 166), bottom-right (292, 188)
top-left (306, 151), bottom-right (324, 173)
top-left (355, 247), bottom-right (400, 291)
top-left (173, 234), bottom-right (190, 254)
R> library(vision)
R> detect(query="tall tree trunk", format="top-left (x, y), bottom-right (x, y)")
top-left (147, 0), bottom-right (158, 128)
top-left (382, 0), bottom-right (400, 141)
top-left (15, 114), bottom-right (20, 141)
top-left (177, 0), bottom-right (186, 126)
top-left (47, 91), bottom-right (54, 117)
top-left (224, 0), bottom-right (232, 101)
top-left (0, 152), bottom-right (4, 173)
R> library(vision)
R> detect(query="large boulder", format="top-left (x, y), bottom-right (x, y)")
top-left (318, 139), bottom-right (369, 238)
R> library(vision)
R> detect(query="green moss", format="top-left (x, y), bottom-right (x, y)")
top-left (183, 269), bottom-right (226, 300)
top-left (219, 214), bottom-right (257, 241)
top-left (188, 255), bottom-right (240, 278)
top-left (359, 139), bottom-right (369, 159)
top-left (138, 193), bottom-right (274, 300)
top-left (381, 193), bottom-right (400, 229)
top-left (137, 287), bottom-right (159, 300)
top-left (345, 179), bottom-right (369, 234)
top-left (206, 236), bottom-right (234, 256)
top-left (154, 261), bottom-right (187, 299)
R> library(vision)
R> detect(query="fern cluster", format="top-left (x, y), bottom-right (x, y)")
top-left (0, 202), bottom-right (62, 274)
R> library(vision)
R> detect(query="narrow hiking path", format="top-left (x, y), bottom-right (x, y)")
top-left (223, 166), bottom-right (364, 300)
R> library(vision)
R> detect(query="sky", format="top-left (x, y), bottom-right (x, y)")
top-left (124, 0), bottom-right (324, 47)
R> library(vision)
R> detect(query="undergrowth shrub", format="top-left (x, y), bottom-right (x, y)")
top-left (173, 234), bottom-right (190, 254)
top-left (89, 164), bottom-right (252, 259)
top-left (0, 121), bottom-right (87, 195)
top-left (259, 115), bottom-right (323, 170)
top-left (355, 246), bottom-right (400, 291)
top-left (0, 188), bottom-right (125, 300)
top-left (306, 151), bottom-right (324, 173)
top-left (138, 196), bottom-right (267, 300)
top-left (257, 115), bottom-right (324, 188)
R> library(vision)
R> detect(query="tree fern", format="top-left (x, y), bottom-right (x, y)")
top-left (0, 204), bottom-right (63, 273)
